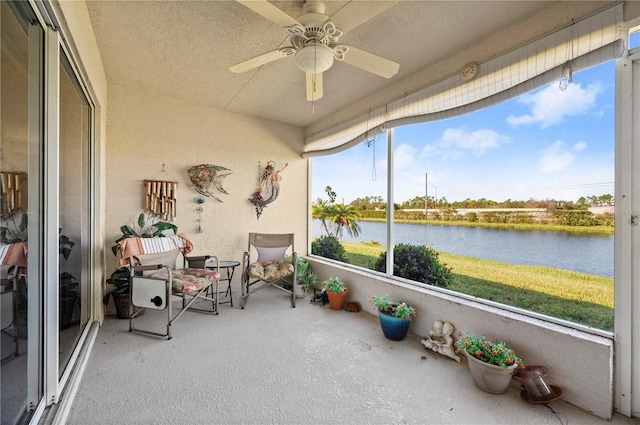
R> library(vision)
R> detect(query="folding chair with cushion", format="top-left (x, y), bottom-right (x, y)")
top-left (0, 242), bottom-right (27, 362)
top-left (116, 234), bottom-right (220, 340)
top-left (240, 233), bottom-right (297, 309)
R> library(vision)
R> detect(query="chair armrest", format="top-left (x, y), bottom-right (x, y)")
top-left (133, 264), bottom-right (164, 273)
top-left (184, 255), bottom-right (211, 268)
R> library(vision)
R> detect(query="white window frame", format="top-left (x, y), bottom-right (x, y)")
top-left (613, 48), bottom-right (640, 418)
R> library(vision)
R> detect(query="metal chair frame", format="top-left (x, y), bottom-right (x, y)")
top-left (123, 242), bottom-right (220, 340)
top-left (240, 233), bottom-right (297, 309)
top-left (1, 273), bottom-right (20, 363)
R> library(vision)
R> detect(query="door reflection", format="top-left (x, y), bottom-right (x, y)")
top-left (1, 2), bottom-right (43, 423)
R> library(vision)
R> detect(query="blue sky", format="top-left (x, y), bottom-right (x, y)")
top-left (311, 60), bottom-right (615, 205)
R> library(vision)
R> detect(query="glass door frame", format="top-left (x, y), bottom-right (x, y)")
top-left (21, 1), bottom-right (97, 420)
top-left (614, 50), bottom-right (640, 418)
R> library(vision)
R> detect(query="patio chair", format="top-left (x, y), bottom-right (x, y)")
top-left (240, 233), bottom-right (296, 309)
top-left (116, 235), bottom-right (220, 340)
top-left (0, 242), bottom-right (27, 362)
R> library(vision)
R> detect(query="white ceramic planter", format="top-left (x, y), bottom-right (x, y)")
top-left (465, 351), bottom-right (518, 394)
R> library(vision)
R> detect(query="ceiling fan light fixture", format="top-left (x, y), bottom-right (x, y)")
top-left (295, 43), bottom-right (333, 73)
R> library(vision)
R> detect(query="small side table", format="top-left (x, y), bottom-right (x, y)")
top-left (206, 260), bottom-right (240, 307)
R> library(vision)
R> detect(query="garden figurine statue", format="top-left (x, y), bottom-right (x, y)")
top-left (422, 320), bottom-right (460, 362)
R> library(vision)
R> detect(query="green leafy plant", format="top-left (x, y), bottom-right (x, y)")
top-left (103, 267), bottom-right (131, 304)
top-left (322, 277), bottom-right (346, 293)
top-left (117, 211), bottom-right (177, 240)
top-left (0, 212), bottom-right (28, 243)
top-left (455, 331), bottom-right (523, 373)
top-left (369, 294), bottom-right (416, 320)
top-left (374, 243), bottom-right (453, 288)
top-left (111, 211), bottom-right (178, 255)
top-left (311, 235), bottom-right (346, 262)
top-left (284, 256), bottom-right (318, 293)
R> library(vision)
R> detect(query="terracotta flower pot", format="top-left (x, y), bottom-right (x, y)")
top-left (378, 311), bottom-right (411, 341)
top-left (326, 288), bottom-right (348, 310)
top-left (464, 350), bottom-right (518, 394)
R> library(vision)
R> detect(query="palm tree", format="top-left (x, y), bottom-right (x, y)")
top-left (312, 199), bottom-right (334, 236)
top-left (331, 204), bottom-right (362, 239)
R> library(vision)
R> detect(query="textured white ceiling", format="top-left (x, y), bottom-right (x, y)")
top-left (84, 1), bottom-right (605, 129)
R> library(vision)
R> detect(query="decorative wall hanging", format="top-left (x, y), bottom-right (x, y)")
top-left (144, 179), bottom-right (178, 221)
top-left (187, 164), bottom-right (232, 202)
top-left (249, 161), bottom-right (288, 219)
top-left (194, 196), bottom-right (205, 233)
top-left (1, 172), bottom-right (27, 220)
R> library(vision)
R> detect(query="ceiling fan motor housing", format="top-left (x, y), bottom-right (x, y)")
top-left (230, 0), bottom-right (401, 100)
top-left (289, 5), bottom-right (343, 74)
top-left (295, 42), bottom-right (334, 73)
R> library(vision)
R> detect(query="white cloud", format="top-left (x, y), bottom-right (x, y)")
top-left (507, 82), bottom-right (603, 129)
top-left (538, 140), bottom-right (575, 173)
top-left (421, 128), bottom-right (508, 159)
top-left (573, 141), bottom-right (587, 152)
top-left (395, 143), bottom-right (418, 167)
top-left (420, 144), bottom-right (441, 158)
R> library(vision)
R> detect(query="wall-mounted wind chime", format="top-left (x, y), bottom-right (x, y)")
top-left (194, 196), bottom-right (205, 233)
top-left (144, 165), bottom-right (178, 221)
top-left (1, 172), bottom-right (27, 219)
top-left (144, 179), bottom-right (178, 221)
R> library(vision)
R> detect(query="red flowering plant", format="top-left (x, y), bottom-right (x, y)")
top-left (455, 331), bottom-right (523, 373)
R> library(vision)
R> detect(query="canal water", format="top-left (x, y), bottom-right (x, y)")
top-left (312, 220), bottom-right (614, 279)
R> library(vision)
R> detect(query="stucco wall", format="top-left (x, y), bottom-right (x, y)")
top-left (309, 258), bottom-right (614, 420)
top-left (104, 84), bottom-right (308, 278)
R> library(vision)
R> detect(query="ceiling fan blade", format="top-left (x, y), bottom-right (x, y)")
top-left (306, 72), bottom-right (323, 101)
top-left (339, 46), bottom-right (399, 78)
top-left (230, 50), bottom-right (287, 73)
top-left (329, 0), bottom-right (398, 34)
top-left (235, 0), bottom-right (300, 28)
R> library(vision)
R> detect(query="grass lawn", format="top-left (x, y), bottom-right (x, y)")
top-left (341, 241), bottom-right (614, 331)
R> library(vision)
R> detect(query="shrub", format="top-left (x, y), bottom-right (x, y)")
top-left (374, 243), bottom-right (453, 288)
top-left (311, 235), bottom-right (346, 262)
top-left (464, 212), bottom-right (478, 222)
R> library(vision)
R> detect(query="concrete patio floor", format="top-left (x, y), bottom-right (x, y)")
top-left (66, 288), bottom-right (640, 425)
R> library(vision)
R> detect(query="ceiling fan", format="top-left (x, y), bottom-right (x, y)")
top-left (230, 0), bottom-right (400, 101)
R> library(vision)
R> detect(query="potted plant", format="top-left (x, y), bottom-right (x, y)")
top-left (369, 294), bottom-right (416, 341)
top-left (105, 211), bottom-right (175, 317)
top-left (284, 256), bottom-right (318, 298)
top-left (322, 277), bottom-right (347, 310)
top-left (59, 229), bottom-right (79, 328)
top-left (455, 330), bottom-right (523, 394)
top-left (104, 267), bottom-right (143, 319)
top-left (2, 214), bottom-right (80, 331)
top-left (110, 211), bottom-right (177, 255)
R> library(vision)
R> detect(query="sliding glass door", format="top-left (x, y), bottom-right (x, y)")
top-left (1, 2), bottom-right (44, 423)
top-left (2, 1), bottom-right (94, 422)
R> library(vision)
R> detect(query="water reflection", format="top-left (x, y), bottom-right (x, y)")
top-left (313, 220), bottom-right (614, 278)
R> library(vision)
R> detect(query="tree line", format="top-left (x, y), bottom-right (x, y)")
top-left (313, 187), bottom-right (615, 232)
top-left (349, 193), bottom-right (615, 211)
